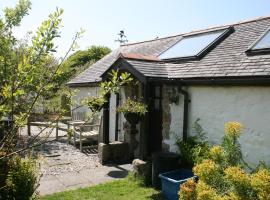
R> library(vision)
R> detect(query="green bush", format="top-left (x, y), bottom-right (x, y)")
top-left (0, 151), bottom-right (9, 192)
top-left (0, 154), bottom-right (39, 200)
top-left (179, 122), bottom-right (270, 200)
top-left (176, 119), bottom-right (210, 168)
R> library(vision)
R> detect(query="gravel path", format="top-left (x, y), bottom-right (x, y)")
top-left (37, 140), bottom-right (101, 176)
top-left (18, 125), bottom-right (132, 195)
top-left (19, 125), bottom-right (101, 176)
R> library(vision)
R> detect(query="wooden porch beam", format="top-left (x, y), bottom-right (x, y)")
top-left (102, 94), bottom-right (110, 144)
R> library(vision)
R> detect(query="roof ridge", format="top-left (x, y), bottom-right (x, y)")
top-left (121, 15), bottom-right (270, 47)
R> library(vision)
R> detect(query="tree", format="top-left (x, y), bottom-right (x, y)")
top-left (0, 0), bottom-right (82, 155)
top-left (63, 45), bottom-right (111, 77)
top-left (0, 0), bottom-right (83, 198)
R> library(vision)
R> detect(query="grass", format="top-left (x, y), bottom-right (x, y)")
top-left (40, 176), bottom-right (163, 200)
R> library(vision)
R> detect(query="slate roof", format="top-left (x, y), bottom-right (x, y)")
top-left (68, 36), bottom-right (180, 85)
top-left (68, 16), bottom-right (270, 86)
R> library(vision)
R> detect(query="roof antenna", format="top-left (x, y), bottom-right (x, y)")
top-left (115, 30), bottom-right (128, 45)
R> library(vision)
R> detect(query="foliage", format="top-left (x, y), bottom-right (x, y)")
top-left (221, 122), bottom-right (244, 167)
top-left (64, 46), bottom-right (111, 69)
top-left (0, 0), bottom-right (67, 125)
top-left (0, 0), bottom-right (82, 198)
top-left (224, 166), bottom-right (255, 198)
top-left (0, 0), bottom-right (82, 148)
top-left (41, 176), bottom-right (163, 200)
top-left (83, 96), bottom-right (107, 112)
top-left (175, 119), bottom-right (210, 168)
top-left (100, 70), bottom-right (133, 97)
top-left (117, 98), bottom-right (147, 116)
top-left (32, 85), bottom-right (73, 119)
top-left (179, 122), bottom-right (270, 200)
top-left (0, 155), bottom-right (39, 200)
top-left (195, 181), bottom-right (223, 200)
top-left (250, 168), bottom-right (270, 199)
top-left (62, 45), bottom-right (111, 78)
top-left (179, 178), bottom-right (197, 200)
top-left (81, 70), bottom-right (133, 112)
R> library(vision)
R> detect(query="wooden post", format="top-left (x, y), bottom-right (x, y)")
top-left (73, 128), bottom-right (76, 147)
top-left (103, 94), bottom-right (110, 144)
top-left (67, 122), bottom-right (70, 144)
top-left (27, 119), bottom-right (31, 136)
top-left (140, 83), bottom-right (149, 160)
top-left (79, 130), bottom-right (82, 152)
top-left (56, 120), bottom-right (59, 141)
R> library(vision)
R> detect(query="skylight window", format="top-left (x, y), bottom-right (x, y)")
top-left (159, 27), bottom-right (233, 60)
top-left (246, 28), bottom-right (270, 55)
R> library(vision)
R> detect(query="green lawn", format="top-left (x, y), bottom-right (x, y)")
top-left (40, 177), bottom-right (164, 200)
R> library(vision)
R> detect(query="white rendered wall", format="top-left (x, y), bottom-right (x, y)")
top-left (71, 86), bottom-right (99, 115)
top-left (109, 93), bottom-right (116, 142)
top-left (164, 86), bottom-right (270, 167)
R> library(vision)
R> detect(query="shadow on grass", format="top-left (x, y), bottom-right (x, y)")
top-left (149, 192), bottom-right (164, 200)
top-left (106, 164), bottom-right (130, 178)
top-left (124, 173), bottom-right (165, 199)
top-left (107, 170), bottom-right (129, 178)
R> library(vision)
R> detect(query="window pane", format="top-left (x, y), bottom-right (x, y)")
top-left (159, 29), bottom-right (226, 59)
top-left (252, 29), bottom-right (270, 50)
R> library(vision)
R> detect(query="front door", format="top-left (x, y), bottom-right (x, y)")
top-left (148, 85), bottom-right (163, 154)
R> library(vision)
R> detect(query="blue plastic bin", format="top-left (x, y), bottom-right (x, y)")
top-left (159, 169), bottom-right (196, 200)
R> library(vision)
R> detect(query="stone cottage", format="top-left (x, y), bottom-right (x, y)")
top-left (68, 16), bottom-right (270, 166)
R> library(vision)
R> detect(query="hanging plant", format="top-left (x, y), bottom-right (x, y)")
top-left (84, 96), bottom-right (107, 112)
top-left (117, 98), bottom-right (147, 124)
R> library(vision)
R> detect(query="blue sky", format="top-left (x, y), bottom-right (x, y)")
top-left (1, 0), bottom-right (270, 57)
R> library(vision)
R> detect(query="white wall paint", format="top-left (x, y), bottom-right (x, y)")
top-left (165, 86), bottom-right (270, 167)
top-left (109, 93), bottom-right (116, 142)
top-left (71, 87), bottom-right (99, 114)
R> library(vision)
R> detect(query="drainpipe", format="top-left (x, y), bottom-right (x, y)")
top-left (178, 87), bottom-right (190, 142)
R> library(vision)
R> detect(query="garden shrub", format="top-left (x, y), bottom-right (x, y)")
top-left (176, 119), bottom-right (210, 168)
top-left (0, 154), bottom-right (39, 200)
top-left (179, 122), bottom-right (270, 200)
top-left (224, 166), bottom-right (255, 199)
top-left (179, 178), bottom-right (197, 200)
top-left (195, 181), bottom-right (223, 200)
top-left (0, 151), bottom-right (9, 192)
top-left (250, 168), bottom-right (270, 200)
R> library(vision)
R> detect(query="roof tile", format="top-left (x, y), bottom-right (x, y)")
top-left (68, 16), bottom-right (270, 85)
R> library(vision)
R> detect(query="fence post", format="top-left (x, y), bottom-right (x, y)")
top-left (56, 120), bottom-right (59, 141)
top-left (27, 119), bottom-right (31, 136)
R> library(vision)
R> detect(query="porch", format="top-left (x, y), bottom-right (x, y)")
top-left (99, 55), bottom-right (189, 163)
